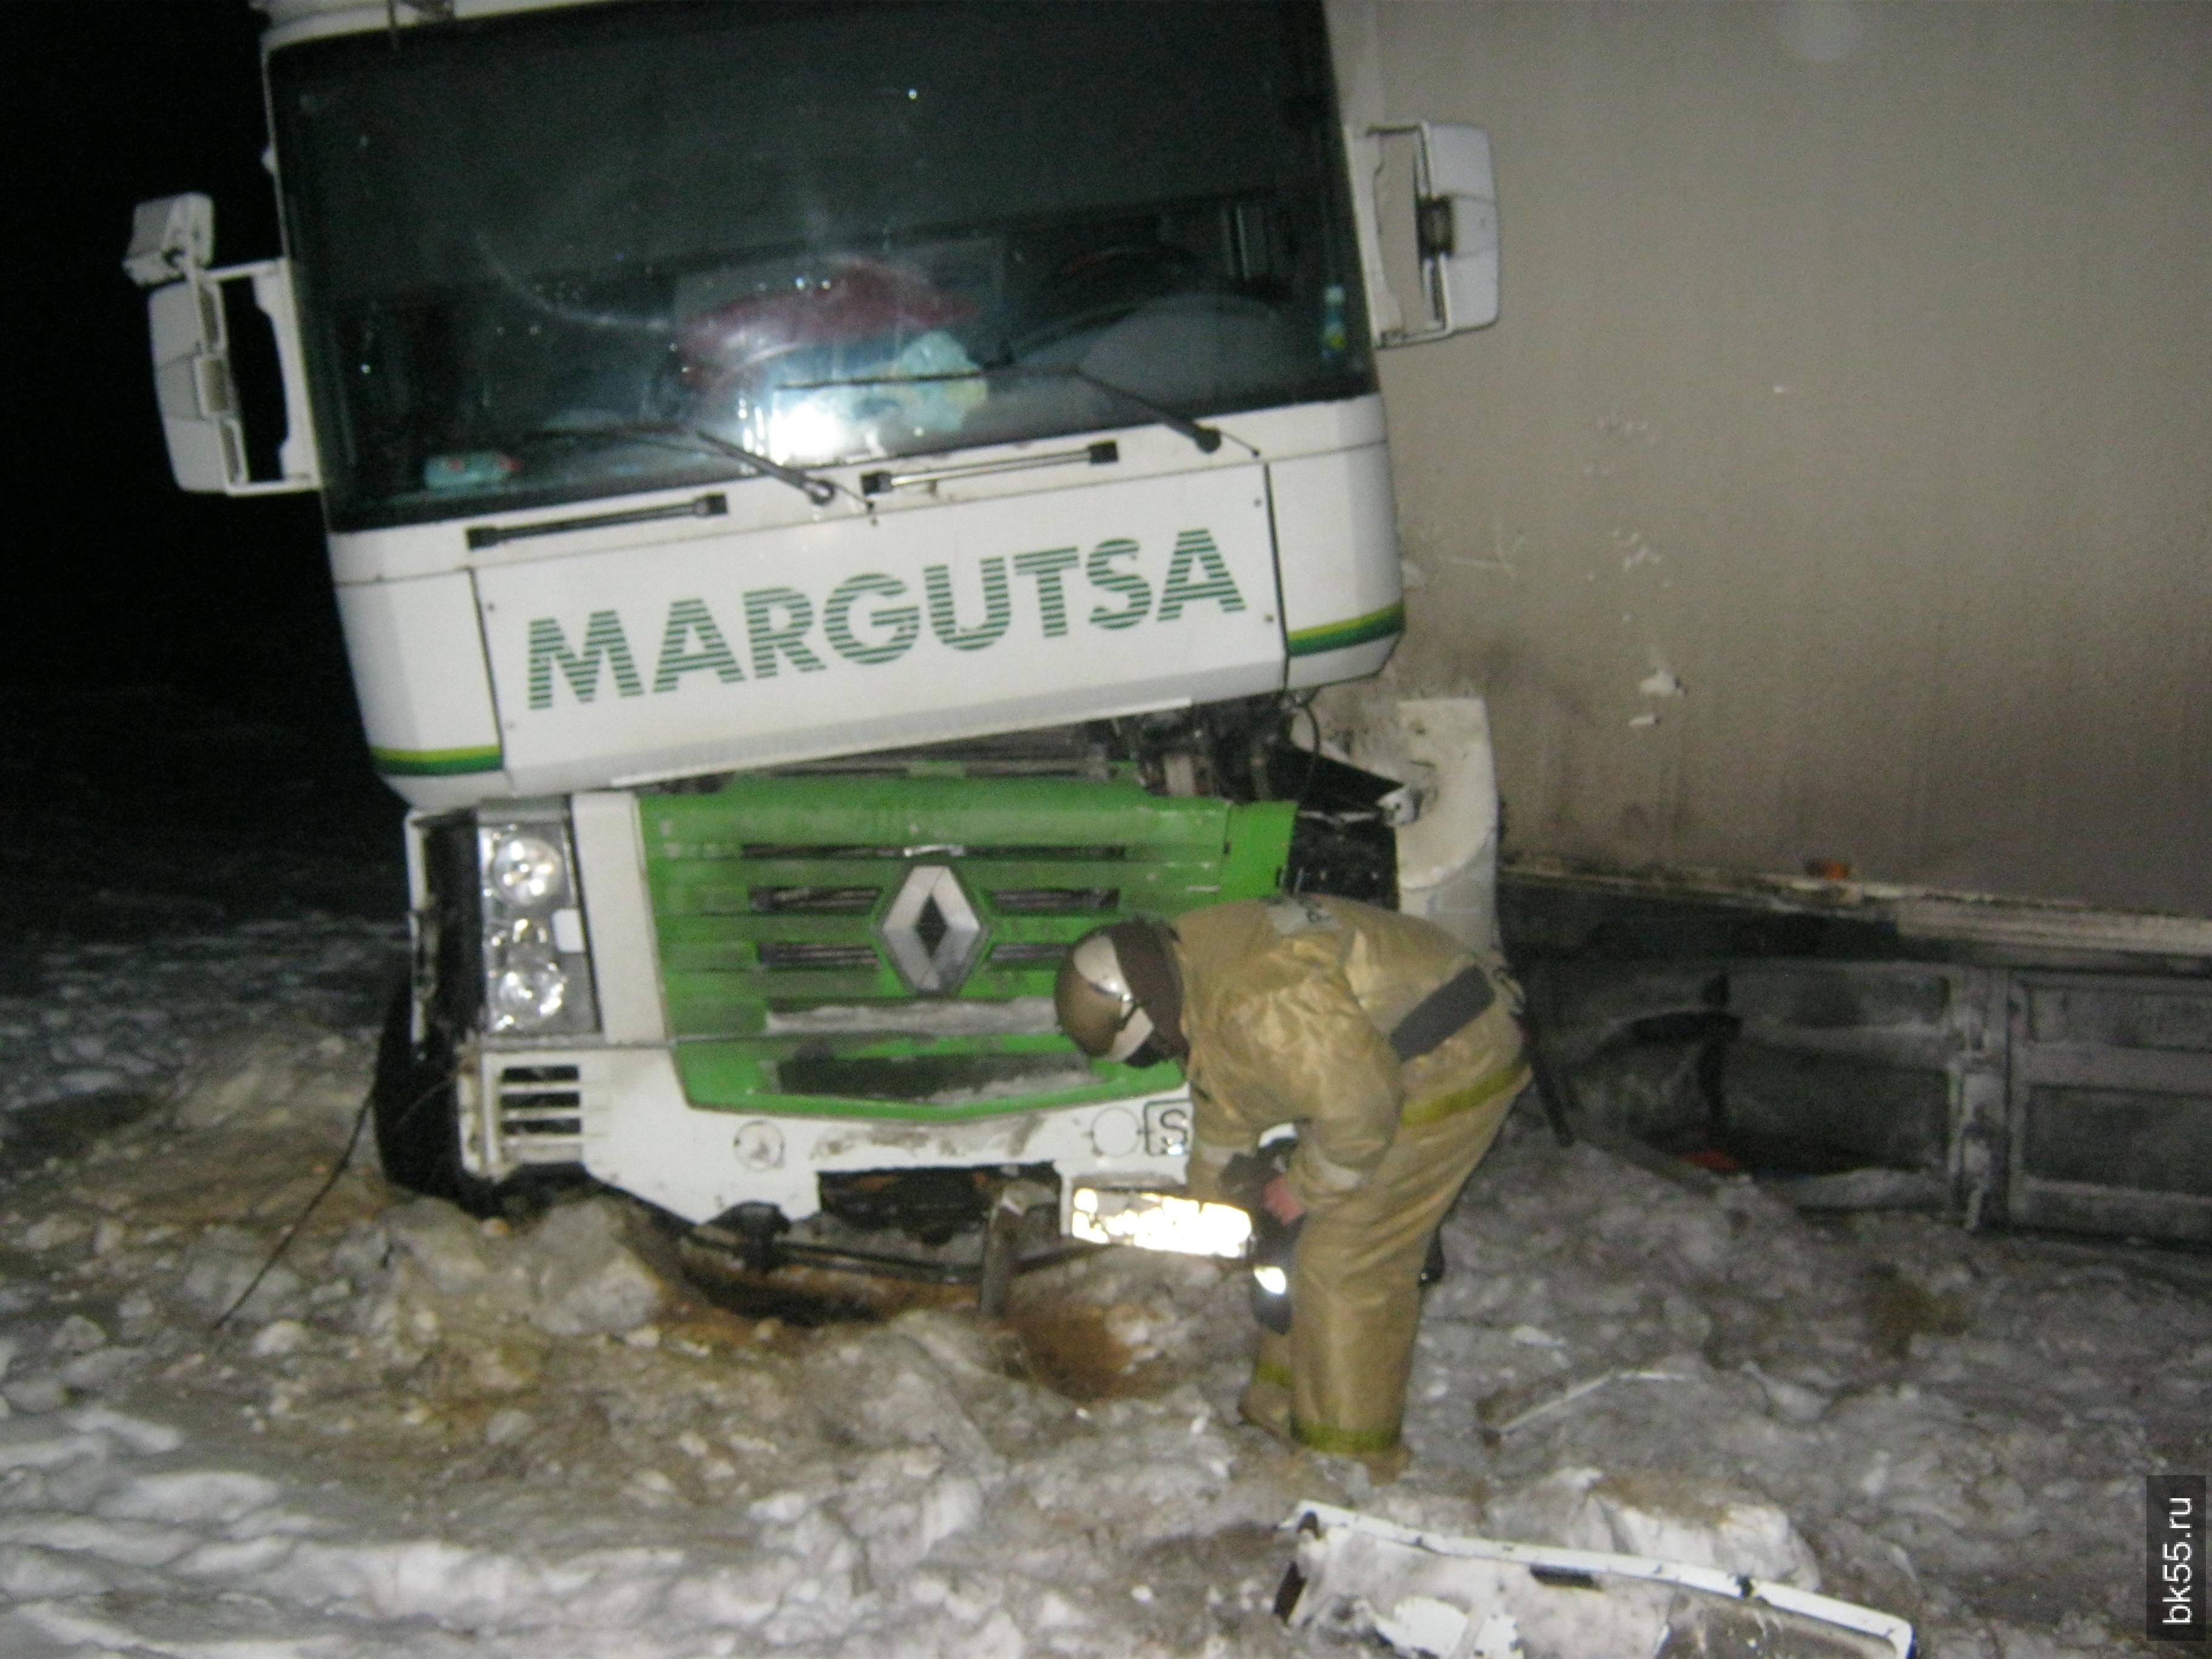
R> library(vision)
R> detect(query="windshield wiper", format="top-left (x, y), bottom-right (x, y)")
top-left (1056, 367), bottom-right (1226, 454)
top-left (523, 422), bottom-right (846, 506)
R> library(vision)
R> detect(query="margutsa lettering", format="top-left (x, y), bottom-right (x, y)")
top-left (526, 529), bottom-right (1248, 709)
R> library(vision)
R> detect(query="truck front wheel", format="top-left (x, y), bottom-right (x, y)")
top-left (370, 979), bottom-right (501, 1217)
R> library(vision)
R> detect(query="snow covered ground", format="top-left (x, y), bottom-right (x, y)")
top-left (2, 723), bottom-right (2205, 1655)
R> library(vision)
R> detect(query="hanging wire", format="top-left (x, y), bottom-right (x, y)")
top-left (210, 1070), bottom-right (449, 1331)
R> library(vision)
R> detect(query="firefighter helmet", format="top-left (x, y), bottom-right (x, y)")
top-left (1054, 919), bottom-right (1184, 1063)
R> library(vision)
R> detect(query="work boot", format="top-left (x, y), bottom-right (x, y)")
top-left (1236, 1378), bottom-right (1295, 1444)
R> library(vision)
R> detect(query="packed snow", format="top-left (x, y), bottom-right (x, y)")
top-left (3, 852), bottom-right (2205, 1655)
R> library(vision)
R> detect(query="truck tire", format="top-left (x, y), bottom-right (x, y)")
top-left (370, 978), bottom-right (501, 1217)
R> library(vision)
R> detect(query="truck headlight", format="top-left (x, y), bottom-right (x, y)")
top-left (478, 813), bottom-right (599, 1037)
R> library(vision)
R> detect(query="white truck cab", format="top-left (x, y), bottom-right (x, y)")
top-left (126, 0), bottom-right (1500, 1287)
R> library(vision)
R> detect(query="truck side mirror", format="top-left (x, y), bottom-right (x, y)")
top-left (1349, 122), bottom-right (1500, 345)
top-left (123, 193), bottom-right (216, 288)
top-left (124, 194), bottom-right (321, 497)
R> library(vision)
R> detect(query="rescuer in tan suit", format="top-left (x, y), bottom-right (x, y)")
top-left (1056, 894), bottom-right (1530, 1475)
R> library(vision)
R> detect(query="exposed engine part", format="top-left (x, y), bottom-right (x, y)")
top-left (1269, 742), bottom-right (1403, 908)
top-left (816, 1162), bottom-right (1060, 1245)
top-left (1111, 695), bottom-right (1281, 800)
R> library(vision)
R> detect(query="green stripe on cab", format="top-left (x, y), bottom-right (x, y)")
top-left (372, 743), bottom-right (506, 776)
top-left (1285, 601), bottom-right (1405, 657)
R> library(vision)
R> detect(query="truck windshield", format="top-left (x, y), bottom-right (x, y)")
top-left (269, 0), bottom-right (1373, 532)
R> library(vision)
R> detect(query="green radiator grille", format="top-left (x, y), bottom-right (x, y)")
top-left (638, 774), bottom-right (1292, 1117)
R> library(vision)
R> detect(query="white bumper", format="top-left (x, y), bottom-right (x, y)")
top-left (467, 1041), bottom-right (1192, 1229)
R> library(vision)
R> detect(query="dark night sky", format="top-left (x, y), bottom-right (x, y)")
top-left (16, 0), bottom-right (360, 745)
top-left (5, 1), bottom-right (405, 911)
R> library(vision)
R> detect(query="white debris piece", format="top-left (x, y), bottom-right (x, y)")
top-left (1282, 1501), bottom-right (1909, 1659)
top-left (1372, 1592), bottom-right (1473, 1657)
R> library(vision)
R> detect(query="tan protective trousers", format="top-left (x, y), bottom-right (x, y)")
top-left (1247, 1045), bottom-right (1528, 1457)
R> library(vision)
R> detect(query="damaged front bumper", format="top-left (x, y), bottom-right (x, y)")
top-left (1278, 1502), bottom-right (1914, 1659)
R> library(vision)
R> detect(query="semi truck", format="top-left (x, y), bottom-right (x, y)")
top-left (124, 0), bottom-right (1503, 1280)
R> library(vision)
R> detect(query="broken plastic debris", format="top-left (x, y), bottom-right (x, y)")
top-left (1375, 1594), bottom-right (1475, 1655)
top-left (1278, 1501), bottom-right (1913, 1659)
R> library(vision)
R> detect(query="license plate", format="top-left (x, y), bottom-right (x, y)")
top-left (1068, 1184), bottom-right (1252, 1258)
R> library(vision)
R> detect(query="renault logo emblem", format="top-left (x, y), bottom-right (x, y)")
top-left (878, 864), bottom-right (985, 994)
